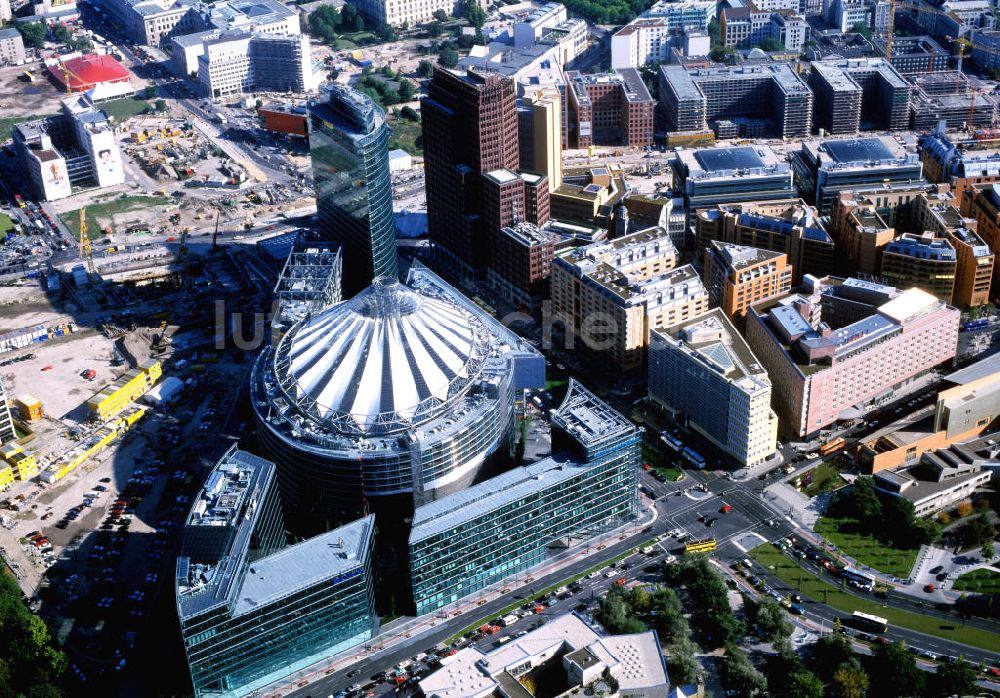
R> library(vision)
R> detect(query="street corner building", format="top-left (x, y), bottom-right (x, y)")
top-left (408, 379), bottom-right (641, 616)
top-left (175, 447), bottom-right (377, 698)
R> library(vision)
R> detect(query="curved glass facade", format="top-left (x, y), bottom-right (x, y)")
top-left (309, 86), bottom-right (398, 295)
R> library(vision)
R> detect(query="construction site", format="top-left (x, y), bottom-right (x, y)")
top-left (910, 72), bottom-right (999, 132)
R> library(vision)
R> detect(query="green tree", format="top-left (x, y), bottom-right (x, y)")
top-left (811, 633), bottom-right (854, 682)
top-left (351, 13), bottom-right (365, 32)
top-left (427, 20), bottom-right (444, 36)
top-left (934, 657), bottom-right (979, 696)
top-left (960, 514), bottom-right (997, 549)
top-left (464, 0), bottom-right (487, 28)
top-left (744, 597), bottom-right (792, 642)
top-left (398, 79), bottom-right (415, 101)
top-left (143, 85), bottom-right (157, 99)
top-left (14, 21), bottom-right (47, 50)
top-left (438, 47), bottom-right (459, 68)
top-left (375, 23), bottom-right (398, 41)
top-left (666, 637), bottom-right (699, 685)
top-left (52, 24), bottom-right (71, 44)
top-left (721, 644), bottom-right (767, 696)
top-left (340, 2), bottom-right (359, 28)
top-left (433, 8), bottom-right (450, 21)
top-left (154, 99), bottom-right (166, 112)
top-left (868, 641), bottom-right (925, 698)
top-left (850, 21), bottom-right (873, 38)
top-left (254, 99), bottom-right (263, 109)
top-left (418, 59), bottom-right (435, 78)
top-left (310, 5), bottom-right (342, 43)
top-left (984, 541), bottom-right (996, 558)
top-left (832, 659), bottom-right (869, 698)
top-left (400, 105), bottom-right (420, 121)
top-left (784, 670), bottom-right (824, 698)
top-left (758, 36), bottom-right (783, 51)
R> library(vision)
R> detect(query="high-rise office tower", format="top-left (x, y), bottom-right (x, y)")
top-left (309, 86), bottom-right (398, 296)
top-left (422, 69), bottom-right (521, 275)
top-left (518, 89), bottom-right (563, 190)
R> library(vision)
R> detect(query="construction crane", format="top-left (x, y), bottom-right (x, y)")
top-left (211, 208), bottom-right (221, 250)
top-left (178, 226), bottom-right (190, 261)
top-left (79, 208), bottom-right (95, 275)
top-left (53, 54), bottom-right (86, 95)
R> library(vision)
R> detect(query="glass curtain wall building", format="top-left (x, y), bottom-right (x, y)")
top-left (409, 380), bottom-right (639, 615)
top-left (309, 85), bottom-right (398, 295)
top-left (175, 448), bottom-right (377, 698)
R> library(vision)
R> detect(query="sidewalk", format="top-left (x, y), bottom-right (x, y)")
top-left (259, 501), bottom-right (659, 697)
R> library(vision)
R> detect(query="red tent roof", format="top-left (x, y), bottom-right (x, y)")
top-left (49, 54), bottom-right (131, 90)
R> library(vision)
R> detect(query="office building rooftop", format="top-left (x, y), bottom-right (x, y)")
top-left (675, 144), bottom-right (788, 180)
top-left (662, 308), bottom-right (769, 389)
top-left (802, 136), bottom-right (917, 169)
top-left (420, 613), bottom-right (668, 698)
top-left (884, 233), bottom-right (957, 261)
top-left (233, 517), bottom-right (372, 615)
top-left (550, 379), bottom-right (636, 449)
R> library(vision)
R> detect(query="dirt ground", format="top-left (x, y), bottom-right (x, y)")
top-left (0, 63), bottom-right (65, 119)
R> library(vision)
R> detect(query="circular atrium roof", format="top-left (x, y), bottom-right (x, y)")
top-left (277, 278), bottom-right (486, 431)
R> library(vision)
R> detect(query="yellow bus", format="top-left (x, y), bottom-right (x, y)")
top-left (685, 538), bottom-right (717, 554)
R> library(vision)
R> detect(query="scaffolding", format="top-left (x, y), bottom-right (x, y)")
top-left (911, 72), bottom-right (998, 132)
top-left (272, 243), bottom-right (344, 335)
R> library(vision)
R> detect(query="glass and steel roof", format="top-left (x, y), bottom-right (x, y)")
top-left (273, 277), bottom-right (490, 432)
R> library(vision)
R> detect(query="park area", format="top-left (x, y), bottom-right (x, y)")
top-left (814, 516), bottom-right (920, 578)
top-left (750, 544), bottom-right (1000, 651)
top-left (952, 568), bottom-right (1000, 595)
top-left (0, 212), bottom-right (13, 239)
top-left (795, 455), bottom-right (850, 497)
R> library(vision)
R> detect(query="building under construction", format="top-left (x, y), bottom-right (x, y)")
top-left (271, 242), bottom-right (343, 337)
top-left (809, 58), bottom-right (912, 135)
top-left (910, 72), bottom-right (998, 132)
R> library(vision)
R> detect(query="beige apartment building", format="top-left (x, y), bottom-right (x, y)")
top-left (550, 228), bottom-right (708, 370)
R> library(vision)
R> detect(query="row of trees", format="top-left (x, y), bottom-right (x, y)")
top-left (11, 21), bottom-right (46, 50)
top-left (309, 5), bottom-right (397, 45)
top-left (0, 573), bottom-right (66, 698)
top-left (357, 70), bottom-right (416, 107)
top-left (829, 476), bottom-right (942, 548)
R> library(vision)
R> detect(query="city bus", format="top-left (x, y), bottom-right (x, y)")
top-left (660, 432), bottom-right (682, 450)
top-left (849, 611), bottom-right (888, 633)
top-left (681, 446), bottom-right (706, 469)
top-left (684, 538), bottom-right (717, 554)
top-left (819, 437), bottom-right (846, 457)
top-left (840, 568), bottom-right (874, 592)
top-left (962, 319), bottom-right (989, 332)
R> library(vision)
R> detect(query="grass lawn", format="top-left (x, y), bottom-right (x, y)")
top-left (99, 97), bottom-right (151, 122)
top-left (332, 38), bottom-right (357, 49)
top-left (814, 516), bottom-right (919, 578)
top-left (0, 115), bottom-right (53, 143)
top-left (0, 212), bottom-right (13, 239)
top-left (953, 568), bottom-right (1000, 594)
top-left (388, 115), bottom-right (423, 155)
top-left (63, 195), bottom-right (173, 239)
top-left (751, 544), bottom-right (1000, 651)
top-left (798, 455), bottom-right (850, 497)
top-left (655, 466), bottom-right (684, 481)
top-left (544, 379), bottom-right (567, 391)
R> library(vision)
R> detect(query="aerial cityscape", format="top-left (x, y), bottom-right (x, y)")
top-left (0, 0), bottom-right (1000, 694)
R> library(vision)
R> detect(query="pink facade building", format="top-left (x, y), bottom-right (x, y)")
top-left (745, 279), bottom-right (960, 438)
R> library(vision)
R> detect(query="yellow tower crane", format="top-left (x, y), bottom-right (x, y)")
top-left (79, 208), bottom-right (95, 275)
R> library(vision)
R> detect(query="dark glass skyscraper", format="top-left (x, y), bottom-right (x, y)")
top-left (309, 86), bottom-right (398, 295)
